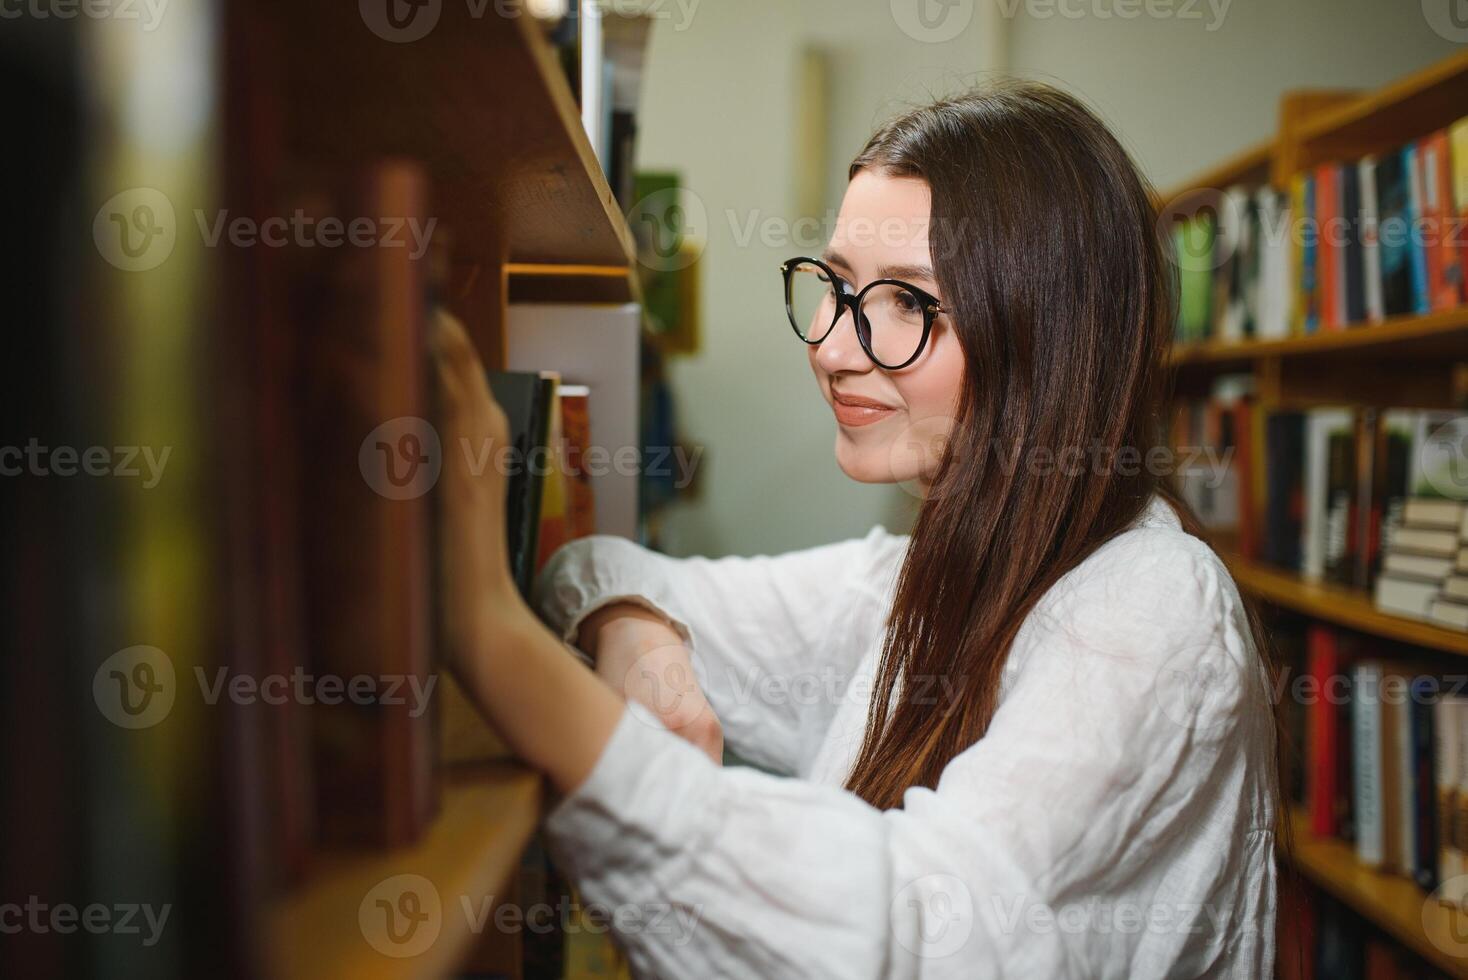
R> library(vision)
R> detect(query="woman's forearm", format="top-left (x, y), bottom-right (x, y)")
top-left (455, 602), bottom-right (626, 795)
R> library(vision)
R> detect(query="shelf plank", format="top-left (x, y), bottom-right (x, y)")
top-left (1222, 554), bottom-right (1468, 656)
top-left (1297, 49), bottom-right (1468, 153)
top-left (252, 1), bottom-right (635, 271)
top-left (268, 763), bottom-right (541, 980)
top-left (1285, 807), bottom-right (1468, 978)
top-left (1171, 307), bottom-right (1468, 369)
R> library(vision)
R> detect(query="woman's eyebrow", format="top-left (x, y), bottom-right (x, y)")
top-left (878, 262), bottom-right (936, 283)
top-left (821, 249), bottom-right (853, 272)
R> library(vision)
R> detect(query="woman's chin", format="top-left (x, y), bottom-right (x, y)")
top-left (834, 436), bottom-right (909, 485)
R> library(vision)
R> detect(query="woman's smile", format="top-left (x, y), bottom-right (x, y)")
top-left (830, 386), bottom-right (899, 427)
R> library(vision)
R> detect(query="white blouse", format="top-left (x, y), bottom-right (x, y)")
top-left (532, 495), bottom-right (1277, 979)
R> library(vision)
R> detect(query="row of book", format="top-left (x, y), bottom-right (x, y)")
top-left (487, 369), bottom-right (598, 597)
top-left (1174, 380), bottom-right (1468, 627)
top-left (1174, 118), bottom-right (1468, 344)
top-left (1286, 625), bottom-right (1465, 901)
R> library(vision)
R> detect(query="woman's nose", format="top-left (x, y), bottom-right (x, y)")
top-left (814, 306), bottom-right (872, 374)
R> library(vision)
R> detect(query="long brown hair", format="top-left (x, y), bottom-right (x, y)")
top-left (841, 83), bottom-right (1284, 834)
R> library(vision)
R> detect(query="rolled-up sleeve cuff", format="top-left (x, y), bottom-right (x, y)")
top-left (531, 538), bottom-right (695, 651)
top-left (543, 699), bottom-right (721, 886)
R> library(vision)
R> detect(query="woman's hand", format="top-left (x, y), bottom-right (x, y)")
top-left (429, 311), bottom-right (521, 673)
top-left (579, 603), bottom-right (724, 764)
top-left (429, 312), bottom-right (626, 793)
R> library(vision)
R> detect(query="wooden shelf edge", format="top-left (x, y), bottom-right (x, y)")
top-left (506, 262), bottom-right (640, 305)
top-left (1285, 807), bottom-right (1468, 978)
top-left (1297, 49), bottom-right (1468, 146)
top-left (1222, 554), bottom-right (1468, 657)
top-left (267, 763), bottom-right (542, 980)
top-left (1170, 307), bottom-right (1468, 368)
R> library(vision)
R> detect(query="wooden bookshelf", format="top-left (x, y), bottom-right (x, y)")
top-left (1222, 554), bottom-right (1468, 657)
top-left (1164, 51), bottom-right (1468, 974)
top-left (268, 764), bottom-right (541, 980)
top-left (1172, 307), bottom-right (1468, 370)
top-left (1285, 807), bottom-right (1468, 978)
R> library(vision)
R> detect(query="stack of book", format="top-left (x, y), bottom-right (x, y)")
top-left (1173, 382), bottom-right (1468, 629)
top-left (1375, 497), bottom-right (1468, 625)
top-left (1173, 116), bottom-right (1468, 345)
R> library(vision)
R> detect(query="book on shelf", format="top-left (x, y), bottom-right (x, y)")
top-left (299, 161), bottom-right (438, 847)
top-left (1173, 392), bottom-right (1468, 628)
top-left (1172, 112), bottom-right (1468, 347)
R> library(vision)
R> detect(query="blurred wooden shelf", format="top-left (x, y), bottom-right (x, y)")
top-left (1170, 307), bottom-right (1468, 370)
top-left (251, 1), bottom-right (635, 275)
top-left (1286, 807), bottom-right (1468, 978)
top-left (1297, 49), bottom-right (1468, 155)
top-left (268, 763), bottom-right (541, 980)
top-left (1222, 554), bottom-right (1468, 656)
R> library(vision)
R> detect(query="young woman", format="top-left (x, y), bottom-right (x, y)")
top-left (435, 81), bottom-right (1280, 978)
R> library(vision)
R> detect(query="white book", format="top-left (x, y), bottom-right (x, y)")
top-left (1254, 188), bottom-right (1293, 339)
top-left (1375, 575), bottom-right (1441, 620)
top-left (1405, 496), bottom-right (1465, 529)
top-left (1302, 409), bottom-right (1353, 580)
top-left (1429, 599), bottom-right (1468, 631)
top-left (1383, 552), bottom-right (1455, 582)
top-left (1393, 526), bottom-right (1460, 557)
top-left (1359, 156), bottom-right (1385, 324)
top-left (1354, 662), bottom-right (1385, 867)
top-left (1445, 575), bottom-right (1468, 601)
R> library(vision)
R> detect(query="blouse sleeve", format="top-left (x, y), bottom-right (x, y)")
top-left (541, 528), bottom-right (1277, 979)
top-left (531, 527), bottom-right (910, 775)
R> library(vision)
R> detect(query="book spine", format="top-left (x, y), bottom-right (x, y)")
top-left (1406, 143), bottom-right (1432, 316)
top-left (1412, 677), bottom-right (1438, 892)
top-left (1309, 626), bottom-right (1340, 837)
top-left (1316, 165), bottom-right (1339, 331)
top-left (1359, 157), bottom-right (1385, 324)
top-left (1354, 661), bottom-right (1384, 867)
top-left (1436, 696), bottom-right (1462, 904)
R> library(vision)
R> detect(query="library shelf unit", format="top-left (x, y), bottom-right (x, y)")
top-left (210, 3), bottom-right (640, 979)
top-left (1287, 807), bottom-right (1468, 979)
top-left (1160, 49), bottom-right (1468, 974)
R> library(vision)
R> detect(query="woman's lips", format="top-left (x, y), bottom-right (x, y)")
top-left (831, 391), bottom-right (897, 427)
